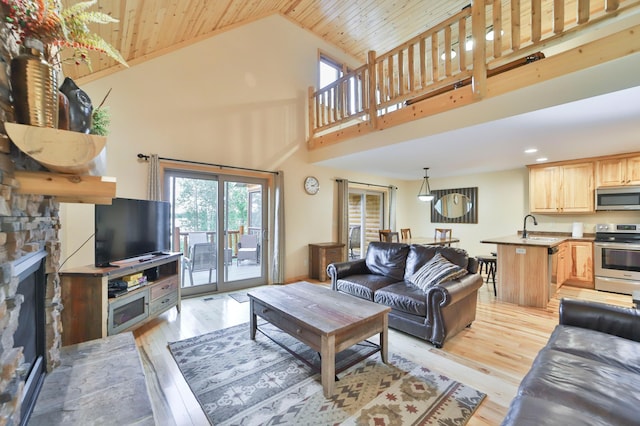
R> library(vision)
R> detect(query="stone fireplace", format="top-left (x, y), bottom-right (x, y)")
top-left (0, 197), bottom-right (62, 425)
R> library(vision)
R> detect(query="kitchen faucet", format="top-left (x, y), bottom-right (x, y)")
top-left (522, 214), bottom-right (538, 238)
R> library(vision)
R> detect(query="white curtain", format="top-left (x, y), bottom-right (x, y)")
top-left (147, 154), bottom-right (161, 201)
top-left (337, 179), bottom-right (349, 260)
top-left (271, 171), bottom-right (285, 284)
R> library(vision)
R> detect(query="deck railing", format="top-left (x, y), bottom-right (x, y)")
top-left (308, 0), bottom-right (638, 144)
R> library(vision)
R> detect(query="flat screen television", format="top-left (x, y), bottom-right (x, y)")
top-left (95, 198), bottom-right (171, 267)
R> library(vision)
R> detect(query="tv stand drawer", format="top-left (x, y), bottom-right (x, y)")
top-left (149, 291), bottom-right (178, 316)
top-left (150, 276), bottom-right (178, 300)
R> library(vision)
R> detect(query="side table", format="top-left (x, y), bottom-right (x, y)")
top-left (309, 242), bottom-right (345, 281)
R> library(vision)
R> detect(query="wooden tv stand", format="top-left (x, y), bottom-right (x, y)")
top-left (60, 253), bottom-right (182, 346)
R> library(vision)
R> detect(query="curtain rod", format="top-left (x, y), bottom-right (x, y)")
top-left (137, 154), bottom-right (279, 175)
top-left (336, 178), bottom-right (397, 190)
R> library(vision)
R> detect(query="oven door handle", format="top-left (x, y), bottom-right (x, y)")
top-left (595, 242), bottom-right (640, 250)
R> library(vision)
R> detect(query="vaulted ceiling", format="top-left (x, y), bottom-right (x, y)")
top-left (63, 0), bottom-right (470, 82)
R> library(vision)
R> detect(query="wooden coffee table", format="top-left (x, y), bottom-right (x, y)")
top-left (248, 282), bottom-right (390, 397)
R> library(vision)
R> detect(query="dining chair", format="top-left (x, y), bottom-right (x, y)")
top-left (400, 228), bottom-right (412, 240)
top-left (434, 228), bottom-right (453, 246)
top-left (379, 229), bottom-right (399, 243)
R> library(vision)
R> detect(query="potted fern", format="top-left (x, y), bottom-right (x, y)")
top-left (2, 0), bottom-right (127, 128)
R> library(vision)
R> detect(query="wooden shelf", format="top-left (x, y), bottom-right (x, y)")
top-left (6, 122), bottom-right (107, 175)
top-left (15, 171), bottom-right (116, 204)
top-left (5, 123), bottom-right (117, 204)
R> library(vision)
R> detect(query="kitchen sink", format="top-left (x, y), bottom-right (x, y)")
top-left (523, 237), bottom-right (559, 242)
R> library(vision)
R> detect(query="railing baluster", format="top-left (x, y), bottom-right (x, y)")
top-left (577, 0), bottom-right (590, 24)
top-left (605, 0), bottom-right (619, 11)
top-left (512, 0), bottom-right (521, 50)
top-left (419, 38), bottom-right (427, 87)
top-left (459, 18), bottom-right (467, 71)
top-left (408, 44), bottom-right (415, 92)
top-left (398, 49), bottom-right (405, 96)
top-left (444, 26), bottom-right (452, 76)
top-left (431, 32), bottom-right (439, 81)
top-left (532, 0), bottom-right (542, 42)
top-left (493, 0), bottom-right (503, 58)
top-left (554, 0), bottom-right (565, 33)
top-left (375, 60), bottom-right (382, 103)
top-left (388, 56), bottom-right (394, 99)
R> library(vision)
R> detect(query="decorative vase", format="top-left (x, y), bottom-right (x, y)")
top-left (10, 38), bottom-right (58, 128)
top-left (59, 77), bottom-right (93, 134)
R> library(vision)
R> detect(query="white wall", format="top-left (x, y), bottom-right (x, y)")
top-left (59, 14), bottom-right (408, 280)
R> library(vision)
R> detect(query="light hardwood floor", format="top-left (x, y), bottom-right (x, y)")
top-left (133, 279), bottom-right (633, 425)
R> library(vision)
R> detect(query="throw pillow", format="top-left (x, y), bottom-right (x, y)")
top-left (409, 252), bottom-right (468, 292)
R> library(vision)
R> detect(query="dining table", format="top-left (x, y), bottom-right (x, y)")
top-left (400, 237), bottom-right (460, 246)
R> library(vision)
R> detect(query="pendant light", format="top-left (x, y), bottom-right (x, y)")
top-left (417, 168), bottom-right (434, 202)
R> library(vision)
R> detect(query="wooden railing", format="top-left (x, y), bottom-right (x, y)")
top-left (309, 63), bottom-right (370, 132)
top-left (308, 0), bottom-right (639, 144)
top-left (175, 227), bottom-right (243, 258)
top-left (374, 7), bottom-right (474, 111)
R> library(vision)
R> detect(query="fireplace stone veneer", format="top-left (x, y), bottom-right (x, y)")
top-left (0, 197), bottom-right (62, 425)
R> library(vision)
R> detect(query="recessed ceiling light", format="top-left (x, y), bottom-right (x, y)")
top-left (524, 148), bottom-right (538, 154)
top-left (536, 157), bottom-right (548, 162)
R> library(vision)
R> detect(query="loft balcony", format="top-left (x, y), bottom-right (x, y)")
top-left (307, 0), bottom-right (640, 150)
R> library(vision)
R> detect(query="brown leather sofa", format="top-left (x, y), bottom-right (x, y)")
top-left (326, 242), bottom-right (483, 348)
top-left (502, 298), bottom-right (640, 425)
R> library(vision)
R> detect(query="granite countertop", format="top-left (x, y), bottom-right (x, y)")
top-left (480, 233), bottom-right (595, 247)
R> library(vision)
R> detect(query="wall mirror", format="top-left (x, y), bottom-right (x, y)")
top-left (430, 187), bottom-right (478, 223)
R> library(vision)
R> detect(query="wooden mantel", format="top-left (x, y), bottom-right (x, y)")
top-left (5, 123), bottom-right (117, 204)
top-left (15, 171), bottom-right (116, 205)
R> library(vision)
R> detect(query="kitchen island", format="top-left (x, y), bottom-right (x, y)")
top-left (480, 235), bottom-right (565, 308)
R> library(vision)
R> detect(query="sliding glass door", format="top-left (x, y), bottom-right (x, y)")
top-left (165, 170), bottom-right (266, 297)
top-left (348, 190), bottom-right (385, 258)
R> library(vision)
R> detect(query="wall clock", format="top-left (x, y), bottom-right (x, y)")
top-left (304, 176), bottom-right (320, 195)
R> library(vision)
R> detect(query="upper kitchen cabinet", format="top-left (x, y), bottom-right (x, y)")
top-left (529, 162), bottom-right (594, 213)
top-left (596, 154), bottom-right (640, 187)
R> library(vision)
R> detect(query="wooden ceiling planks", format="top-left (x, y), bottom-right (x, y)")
top-left (58, 0), bottom-right (615, 84)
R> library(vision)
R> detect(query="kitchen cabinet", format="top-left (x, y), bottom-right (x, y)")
top-left (556, 242), bottom-right (569, 287)
top-left (596, 155), bottom-right (640, 187)
top-left (529, 162), bottom-right (594, 213)
top-left (564, 241), bottom-right (594, 288)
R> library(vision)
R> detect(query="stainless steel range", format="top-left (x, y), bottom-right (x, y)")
top-left (594, 223), bottom-right (640, 295)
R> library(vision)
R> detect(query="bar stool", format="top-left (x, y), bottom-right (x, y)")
top-left (477, 254), bottom-right (497, 296)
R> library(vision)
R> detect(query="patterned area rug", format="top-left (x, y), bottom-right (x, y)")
top-left (168, 323), bottom-right (485, 425)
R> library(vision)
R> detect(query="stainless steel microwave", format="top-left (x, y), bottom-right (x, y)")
top-left (595, 186), bottom-right (640, 211)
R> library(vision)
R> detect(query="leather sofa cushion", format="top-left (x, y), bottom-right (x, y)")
top-left (405, 245), bottom-right (469, 278)
top-left (336, 274), bottom-right (399, 301)
top-left (546, 325), bottom-right (640, 374)
top-left (374, 282), bottom-right (427, 316)
top-left (405, 245), bottom-right (437, 277)
top-left (514, 347), bottom-right (640, 425)
top-left (365, 242), bottom-right (410, 280)
top-left (502, 394), bottom-right (617, 426)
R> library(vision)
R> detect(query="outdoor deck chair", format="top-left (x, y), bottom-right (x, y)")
top-left (237, 234), bottom-right (259, 265)
top-left (349, 225), bottom-right (361, 259)
top-left (182, 242), bottom-right (217, 287)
